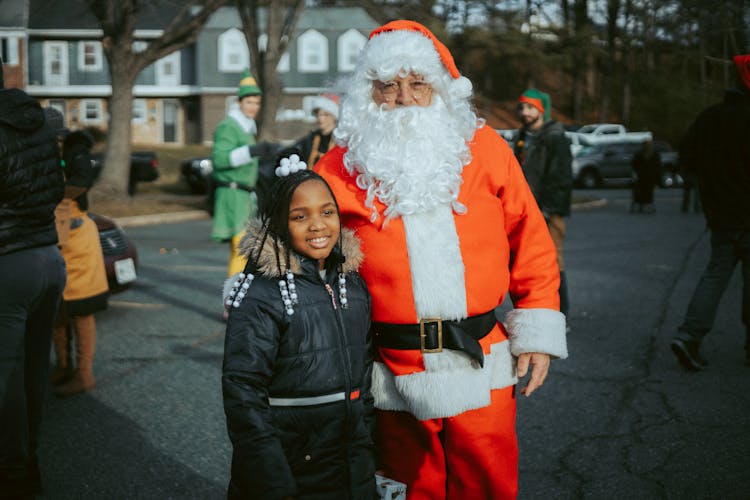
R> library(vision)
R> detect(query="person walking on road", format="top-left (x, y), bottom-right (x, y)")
top-left (211, 70), bottom-right (263, 278)
top-left (513, 88), bottom-right (574, 322)
top-left (44, 108), bottom-right (109, 397)
top-left (221, 161), bottom-right (376, 499)
top-left (316, 21), bottom-right (567, 499)
top-left (670, 54), bottom-right (750, 370)
top-left (0, 60), bottom-right (66, 498)
top-left (631, 139), bottom-right (661, 214)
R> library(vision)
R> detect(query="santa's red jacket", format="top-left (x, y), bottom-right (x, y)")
top-left (316, 125), bottom-right (568, 420)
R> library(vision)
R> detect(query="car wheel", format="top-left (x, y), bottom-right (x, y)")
top-left (579, 168), bottom-right (599, 189)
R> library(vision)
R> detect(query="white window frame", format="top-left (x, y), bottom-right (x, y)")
top-left (0, 36), bottom-right (20, 65)
top-left (156, 51), bottom-right (181, 86)
top-left (218, 28), bottom-right (248, 72)
top-left (131, 99), bottom-right (147, 123)
top-left (297, 29), bottom-right (328, 73)
top-left (80, 99), bottom-right (103, 124)
top-left (277, 52), bottom-right (289, 73)
top-left (78, 41), bottom-right (103, 72)
top-left (337, 29), bottom-right (366, 72)
top-left (132, 40), bottom-right (148, 53)
top-left (43, 41), bottom-right (69, 86)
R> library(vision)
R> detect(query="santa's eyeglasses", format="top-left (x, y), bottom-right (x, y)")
top-left (373, 79), bottom-right (431, 101)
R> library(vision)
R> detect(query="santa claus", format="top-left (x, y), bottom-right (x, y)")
top-left (315, 20), bottom-right (568, 499)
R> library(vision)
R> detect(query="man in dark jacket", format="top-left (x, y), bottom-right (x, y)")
top-left (0, 59), bottom-right (66, 497)
top-left (513, 88), bottom-right (574, 321)
top-left (671, 54), bottom-right (750, 370)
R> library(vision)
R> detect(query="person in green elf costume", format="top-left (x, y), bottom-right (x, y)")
top-left (212, 70), bottom-right (262, 277)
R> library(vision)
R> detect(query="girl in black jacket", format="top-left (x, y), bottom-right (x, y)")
top-left (221, 158), bottom-right (376, 500)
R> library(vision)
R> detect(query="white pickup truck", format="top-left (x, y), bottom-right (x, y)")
top-left (571, 123), bottom-right (652, 145)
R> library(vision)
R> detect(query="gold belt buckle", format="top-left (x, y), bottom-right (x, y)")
top-left (419, 318), bottom-right (443, 353)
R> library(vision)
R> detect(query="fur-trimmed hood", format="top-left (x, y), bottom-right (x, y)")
top-left (238, 218), bottom-right (364, 278)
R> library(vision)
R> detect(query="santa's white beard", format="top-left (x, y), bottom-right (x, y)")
top-left (341, 97), bottom-right (473, 223)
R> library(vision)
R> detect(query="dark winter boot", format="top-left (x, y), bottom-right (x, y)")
top-left (54, 315), bottom-right (96, 397)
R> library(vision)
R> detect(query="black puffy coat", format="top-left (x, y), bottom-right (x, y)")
top-left (513, 120), bottom-right (573, 217)
top-left (0, 88), bottom-right (64, 256)
top-left (222, 222), bottom-right (375, 500)
top-left (679, 88), bottom-right (750, 230)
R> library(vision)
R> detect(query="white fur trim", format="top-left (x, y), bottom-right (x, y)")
top-left (371, 341), bottom-right (518, 420)
top-left (229, 106), bottom-right (258, 135)
top-left (504, 308), bottom-right (568, 359)
top-left (313, 96), bottom-right (339, 119)
top-left (450, 76), bottom-right (473, 100)
top-left (402, 207), bottom-right (467, 320)
top-left (229, 145), bottom-right (252, 168)
top-left (362, 30), bottom-right (445, 83)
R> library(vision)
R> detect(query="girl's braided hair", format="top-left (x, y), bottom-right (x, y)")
top-left (250, 147), bottom-right (345, 276)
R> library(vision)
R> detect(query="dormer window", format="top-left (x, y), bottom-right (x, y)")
top-left (337, 29), bottom-right (366, 72)
top-left (218, 28), bottom-right (249, 72)
top-left (297, 29), bottom-right (328, 73)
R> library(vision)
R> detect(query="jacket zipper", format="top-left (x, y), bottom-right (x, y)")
top-left (324, 283), bottom-right (338, 309)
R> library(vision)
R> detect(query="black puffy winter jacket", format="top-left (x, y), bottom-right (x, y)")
top-left (0, 88), bottom-right (64, 256)
top-left (222, 222), bottom-right (375, 500)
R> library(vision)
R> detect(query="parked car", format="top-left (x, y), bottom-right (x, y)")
top-left (91, 213), bottom-right (138, 294)
top-left (572, 142), bottom-right (643, 188)
top-left (569, 123), bottom-right (652, 145)
top-left (90, 151), bottom-right (159, 195)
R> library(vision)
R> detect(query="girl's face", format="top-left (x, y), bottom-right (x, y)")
top-left (287, 180), bottom-right (340, 269)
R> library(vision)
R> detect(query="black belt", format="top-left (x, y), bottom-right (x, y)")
top-left (371, 311), bottom-right (497, 367)
top-left (214, 180), bottom-right (256, 193)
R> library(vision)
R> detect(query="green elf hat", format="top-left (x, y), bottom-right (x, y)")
top-left (519, 88), bottom-right (551, 121)
top-left (238, 69), bottom-right (262, 99)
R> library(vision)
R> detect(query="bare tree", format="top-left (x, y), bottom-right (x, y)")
top-left (86, 0), bottom-right (228, 197)
top-left (236, 0), bottom-right (304, 141)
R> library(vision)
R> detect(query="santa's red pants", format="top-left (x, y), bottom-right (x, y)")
top-left (377, 386), bottom-right (518, 500)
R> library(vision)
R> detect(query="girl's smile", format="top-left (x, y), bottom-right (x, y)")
top-left (288, 179), bottom-right (340, 269)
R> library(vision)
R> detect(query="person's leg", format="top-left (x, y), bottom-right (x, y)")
top-left (444, 386), bottom-right (518, 500)
top-left (376, 410), bottom-right (447, 500)
top-left (0, 246), bottom-right (65, 497)
top-left (227, 232), bottom-right (247, 276)
top-left (735, 230), bottom-right (750, 364)
top-left (673, 229), bottom-right (737, 369)
top-left (54, 314), bottom-right (96, 397)
top-left (548, 215), bottom-right (569, 318)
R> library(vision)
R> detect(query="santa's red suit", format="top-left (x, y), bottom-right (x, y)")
top-left (316, 19), bottom-right (568, 500)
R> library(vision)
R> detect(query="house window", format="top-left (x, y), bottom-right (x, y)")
top-left (156, 51), bottom-right (180, 86)
top-left (132, 99), bottom-right (147, 123)
top-left (80, 99), bottom-right (103, 124)
top-left (78, 41), bottom-right (102, 71)
top-left (337, 29), bottom-right (366, 72)
top-left (297, 30), bottom-right (328, 73)
top-left (43, 41), bottom-right (69, 86)
top-left (277, 52), bottom-right (289, 73)
top-left (1, 36), bottom-right (19, 65)
top-left (218, 28), bottom-right (248, 72)
top-left (132, 40), bottom-right (148, 53)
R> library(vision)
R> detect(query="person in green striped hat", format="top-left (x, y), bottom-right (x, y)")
top-left (211, 70), bottom-right (262, 282)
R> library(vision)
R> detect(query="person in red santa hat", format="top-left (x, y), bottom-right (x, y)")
top-left (315, 20), bottom-right (568, 499)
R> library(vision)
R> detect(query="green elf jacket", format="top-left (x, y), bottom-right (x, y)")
top-left (211, 107), bottom-right (260, 241)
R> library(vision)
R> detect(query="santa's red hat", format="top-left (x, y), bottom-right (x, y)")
top-left (312, 93), bottom-right (340, 119)
top-left (363, 20), bottom-right (472, 99)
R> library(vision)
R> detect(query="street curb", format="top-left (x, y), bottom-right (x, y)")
top-left (572, 198), bottom-right (608, 211)
top-left (114, 210), bottom-right (210, 228)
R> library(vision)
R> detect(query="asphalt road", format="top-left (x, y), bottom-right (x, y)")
top-left (37, 188), bottom-right (750, 499)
